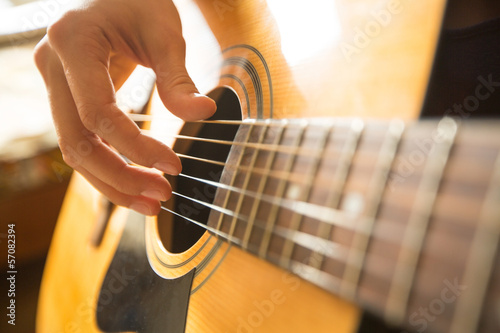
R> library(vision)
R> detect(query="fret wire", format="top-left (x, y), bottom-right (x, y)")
top-left (226, 121), bottom-right (270, 244)
top-left (449, 152), bottom-right (500, 333)
top-left (258, 121), bottom-right (308, 259)
top-left (310, 119), bottom-right (364, 270)
top-left (340, 120), bottom-right (405, 301)
top-left (280, 124), bottom-right (332, 269)
top-left (241, 122), bottom-right (287, 249)
top-left (213, 123), bottom-right (255, 232)
top-left (385, 117), bottom-right (458, 324)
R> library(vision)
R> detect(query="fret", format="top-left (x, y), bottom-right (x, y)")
top-left (385, 118), bottom-right (458, 323)
top-left (310, 119), bottom-right (364, 270)
top-left (213, 122), bottom-right (256, 233)
top-left (340, 120), bottom-right (405, 300)
top-left (449, 153), bottom-right (500, 333)
top-left (279, 124), bottom-right (332, 269)
top-left (241, 121), bottom-right (286, 249)
top-left (258, 121), bottom-right (308, 259)
top-left (226, 122), bottom-right (270, 244)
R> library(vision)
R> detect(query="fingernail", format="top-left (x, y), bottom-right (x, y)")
top-left (130, 203), bottom-right (152, 216)
top-left (154, 162), bottom-right (180, 176)
top-left (141, 189), bottom-right (167, 202)
top-left (194, 93), bottom-right (216, 106)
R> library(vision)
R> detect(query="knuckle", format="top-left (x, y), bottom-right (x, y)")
top-left (59, 143), bottom-right (79, 169)
top-left (46, 12), bottom-right (72, 45)
top-left (78, 103), bottom-right (99, 131)
top-left (46, 10), bottom-right (82, 46)
top-left (33, 39), bottom-right (53, 73)
top-left (47, 10), bottom-right (106, 56)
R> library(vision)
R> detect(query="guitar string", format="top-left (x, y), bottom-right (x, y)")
top-left (129, 114), bottom-right (244, 125)
top-left (130, 115), bottom-right (329, 128)
top-left (163, 170), bottom-right (473, 298)
top-left (142, 129), bottom-right (329, 159)
top-left (163, 186), bottom-right (463, 290)
top-left (140, 128), bottom-right (486, 207)
top-left (134, 117), bottom-right (483, 299)
top-left (158, 122), bottom-right (404, 277)
top-left (172, 168), bottom-right (486, 250)
top-left (161, 203), bottom-right (360, 290)
top-left (140, 125), bottom-right (486, 186)
top-left (143, 128), bottom-right (397, 188)
top-left (166, 166), bottom-right (465, 273)
top-left (162, 192), bottom-right (390, 279)
top-left (138, 118), bottom-right (373, 160)
top-left (135, 115), bottom-right (383, 160)
top-left (135, 116), bottom-right (385, 233)
top-left (142, 126), bottom-right (481, 240)
top-left (161, 174), bottom-right (474, 300)
top-left (137, 119), bottom-right (484, 241)
top-left (135, 116), bottom-right (481, 266)
top-left (177, 172), bottom-right (359, 232)
top-left (131, 112), bottom-right (500, 319)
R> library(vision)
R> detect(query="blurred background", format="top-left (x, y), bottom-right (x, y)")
top-left (0, 0), bottom-right (76, 331)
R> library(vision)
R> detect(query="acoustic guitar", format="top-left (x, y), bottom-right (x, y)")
top-left (37, 0), bottom-right (500, 332)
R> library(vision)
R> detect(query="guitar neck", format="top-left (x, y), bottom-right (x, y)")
top-left (206, 117), bottom-right (500, 333)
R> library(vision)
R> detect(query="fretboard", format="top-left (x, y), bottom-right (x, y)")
top-left (206, 117), bottom-right (500, 333)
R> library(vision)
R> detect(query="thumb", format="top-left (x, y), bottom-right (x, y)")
top-left (154, 60), bottom-right (216, 121)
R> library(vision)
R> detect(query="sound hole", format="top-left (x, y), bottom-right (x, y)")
top-left (158, 87), bottom-right (242, 253)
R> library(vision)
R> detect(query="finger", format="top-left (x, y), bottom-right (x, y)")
top-left (60, 131), bottom-right (173, 200)
top-left (77, 168), bottom-right (163, 216)
top-left (47, 11), bottom-right (182, 175)
top-left (34, 38), bottom-right (172, 203)
top-left (154, 62), bottom-right (217, 121)
top-left (138, 11), bottom-right (217, 121)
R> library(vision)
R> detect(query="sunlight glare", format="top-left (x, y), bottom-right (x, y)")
top-left (266, 0), bottom-right (342, 66)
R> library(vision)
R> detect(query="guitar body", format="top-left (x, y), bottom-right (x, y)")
top-left (37, 0), bottom-right (447, 332)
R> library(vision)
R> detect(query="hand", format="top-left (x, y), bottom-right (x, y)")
top-left (34, 0), bottom-right (216, 216)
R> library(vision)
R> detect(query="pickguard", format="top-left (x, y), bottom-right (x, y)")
top-left (96, 211), bottom-right (195, 333)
